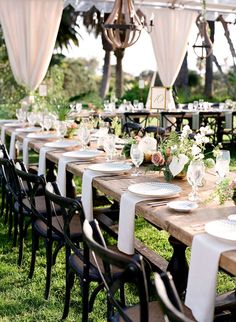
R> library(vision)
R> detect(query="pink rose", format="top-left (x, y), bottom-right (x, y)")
top-left (151, 151), bottom-right (165, 166)
top-left (134, 135), bottom-right (141, 143)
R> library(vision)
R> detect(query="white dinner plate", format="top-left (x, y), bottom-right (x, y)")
top-left (63, 150), bottom-right (102, 160)
top-left (4, 122), bottom-right (23, 127)
top-left (27, 132), bottom-right (59, 139)
top-left (88, 162), bottom-right (132, 173)
top-left (128, 182), bottom-right (182, 198)
top-left (167, 200), bottom-right (198, 212)
top-left (205, 220), bottom-right (236, 244)
top-left (15, 127), bottom-right (41, 133)
top-left (44, 140), bottom-right (78, 149)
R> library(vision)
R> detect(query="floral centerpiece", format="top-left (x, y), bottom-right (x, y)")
top-left (65, 121), bottom-right (78, 138)
top-left (150, 125), bottom-right (216, 181)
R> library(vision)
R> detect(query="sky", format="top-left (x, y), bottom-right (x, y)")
top-left (63, 16), bottom-right (236, 76)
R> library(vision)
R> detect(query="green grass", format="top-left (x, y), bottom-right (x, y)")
top-left (0, 214), bottom-right (235, 321)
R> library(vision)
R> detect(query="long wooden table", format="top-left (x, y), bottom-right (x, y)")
top-left (3, 126), bottom-right (236, 314)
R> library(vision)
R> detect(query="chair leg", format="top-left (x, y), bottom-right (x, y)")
top-left (18, 214), bottom-right (24, 267)
top-left (62, 269), bottom-right (75, 320)
top-left (13, 210), bottom-right (18, 247)
top-left (88, 283), bottom-right (104, 313)
top-left (52, 241), bottom-right (64, 265)
top-left (29, 230), bottom-right (39, 279)
top-left (1, 184), bottom-right (6, 218)
top-left (8, 195), bottom-right (13, 238)
top-left (45, 239), bottom-right (53, 299)
top-left (4, 193), bottom-right (9, 225)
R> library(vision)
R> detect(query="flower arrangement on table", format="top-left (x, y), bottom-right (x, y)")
top-left (149, 125), bottom-right (217, 181)
top-left (65, 121), bottom-right (78, 138)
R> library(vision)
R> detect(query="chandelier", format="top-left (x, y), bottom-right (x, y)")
top-left (101, 0), bottom-right (153, 49)
top-left (193, 0), bottom-right (213, 59)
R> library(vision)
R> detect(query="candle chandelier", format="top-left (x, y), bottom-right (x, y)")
top-left (193, 0), bottom-right (213, 59)
top-left (97, 0), bottom-right (153, 49)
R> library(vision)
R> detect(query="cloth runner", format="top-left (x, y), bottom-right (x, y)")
top-left (81, 169), bottom-right (106, 221)
top-left (185, 233), bottom-right (236, 322)
top-left (38, 146), bottom-right (56, 176)
top-left (118, 191), bottom-right (153, 255)
top-left (191, 111), bottom-right (199, 130)
top-left (56, 156), bottom-right (80, 197)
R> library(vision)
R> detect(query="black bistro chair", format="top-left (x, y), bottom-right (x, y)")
top-left (154, 272), bottom-right (194, 322)
top-left (14, 166), bottom-right (82, 299)
top-left (45, 182), bottom-right (128, 321)
top-left (83, 219), bottom-right (196, 322)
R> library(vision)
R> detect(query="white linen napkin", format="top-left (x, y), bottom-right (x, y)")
top-left (56, 156), bottom-right (79, 197)
top-left (38, 146), bottom-right (56, 176)
top-left (23, 137), bottom-right (32, 168)
top-left (224, 111), bottom-right (232, 129)
top-left (191, 111), bottom-right (200, 130)
top-left (185, 233), bottom-right (236, 322)
top-left (81, 169), bottom-right (106, 221)
top-left (118, 191), bottom-right (151, 255)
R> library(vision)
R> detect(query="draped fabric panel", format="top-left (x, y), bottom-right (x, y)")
top-left (0, 0), bottom-right (64, 91)
top-left (144, 8), bottom-right (197, 109)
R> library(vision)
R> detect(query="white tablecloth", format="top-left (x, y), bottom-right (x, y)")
top-left (38, 146), bottom-right (56, 176)
top-left (185, 233), bottom-right (236, 322)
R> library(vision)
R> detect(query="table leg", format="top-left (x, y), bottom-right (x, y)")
top-left (167, 236), bottom-right (188, 298)
top-left (66, 172), bottom-right (76, 198)
top-left (46, 159), bottom-right (57, 182)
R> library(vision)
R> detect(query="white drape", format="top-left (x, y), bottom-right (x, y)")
top-left (0, 0), bottom-right (64, 91)
top-left (145, 8), bottom-right (197, 109)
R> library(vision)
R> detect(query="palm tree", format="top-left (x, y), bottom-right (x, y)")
top-left (56, 5), bottom-right (80, 51)
top-left (83, 7), bottom-right (113, 99)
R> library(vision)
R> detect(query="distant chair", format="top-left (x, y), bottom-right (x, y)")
top-left (143, 126), bottom-right (166, 143)
top-left (160, 111), bottom-right (186, 133)
top-left (122, 122), bottom-right (143, 136)
top-left (124, 111), bottom-right (150, 128)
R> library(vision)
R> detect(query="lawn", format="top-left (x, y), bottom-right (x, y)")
top-left (0, 141), bottom-right (236, 321)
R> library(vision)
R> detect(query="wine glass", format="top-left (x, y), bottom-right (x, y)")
top-left (133, 100), bottom-right (139, 110)
top-left (78, 126), bottom-right (90, 150)
top-left (103, 134), bottom-right (116, 161)
top-left (130, 144), bottom-right (144, 176)
top-left (57, 121), bottom-right (67, 141)
top-left (44, 115), bottom-right (53, 133)
top-left (215, 150), bottom-right (230, 183)
top-left (104, 100), bottom-right (109, 112)
top-left (187, 160), bottom-right (205, 202)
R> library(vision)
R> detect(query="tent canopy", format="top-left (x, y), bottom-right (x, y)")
top-left (74, 0), bottom-right (236, 13)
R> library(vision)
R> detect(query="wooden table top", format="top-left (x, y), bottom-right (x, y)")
top-left (4, 126), bottom-right (236, 276)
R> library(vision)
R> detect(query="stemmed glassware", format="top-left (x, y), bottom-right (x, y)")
top-left (187, 159), bottom-right (205, 202)
top-left (215, 150), bottom-right (230, 183)
top-left (103, 134), bottom-right (116, 161)
top-left (130, 144), bottom-right (144, 176)
top-left (56, 121), bottom-right (67, 141)
top-left (78, 126), bottom-right (90, 150)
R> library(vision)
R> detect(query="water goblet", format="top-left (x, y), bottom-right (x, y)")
top-left (56, 121), bottom-right (67, 141)
top-left (130, 144), bottom-right (144, 176)
top-left (104, 100), bottom-right (109, 112)
top-left (215, 150), bottom-right (230, 183)
top-left (78, 126), bottom-right (90, 150)
top-left (133, 100), bottom-right (139, 110)
top-left (103, 134), bottom-right (116, 161)
top-left (187, 159), bottom-right (205, 202)
top-left (44, 116), bottom-right (53, 133)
